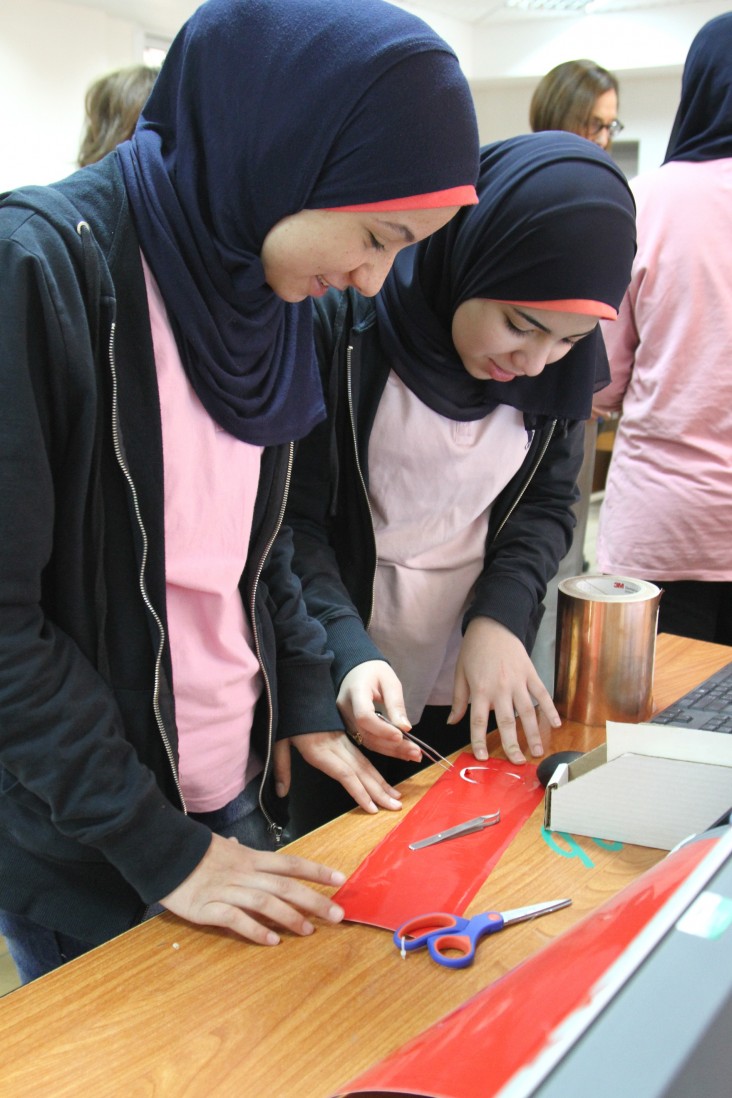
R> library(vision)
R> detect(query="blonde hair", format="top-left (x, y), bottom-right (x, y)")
top-left (78, 65), bottom-right (159, 167)
top-left (529, 59), bottom-right (619, 137)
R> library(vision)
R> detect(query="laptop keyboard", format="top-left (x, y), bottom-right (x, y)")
top-left (651, 661), bottom-right (732, 734)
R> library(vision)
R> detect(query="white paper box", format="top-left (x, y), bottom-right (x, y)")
top-left (543, 723), bottom-right (732, 850)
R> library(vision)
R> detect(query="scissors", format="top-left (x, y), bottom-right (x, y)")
top-left (393, 898), bottom-right (572, 969)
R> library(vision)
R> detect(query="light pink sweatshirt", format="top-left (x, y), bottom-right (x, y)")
top-left (596, 158), bottom-right (732, 582)
top-left (143, 257), bottom-right (264, 812)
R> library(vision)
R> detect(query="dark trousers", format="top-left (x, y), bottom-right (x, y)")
top-left (0, 775), bottom-right (279, 987)
top-left (654, 580), bottom-right (732, 646)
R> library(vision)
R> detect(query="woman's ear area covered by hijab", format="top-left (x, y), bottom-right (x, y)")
top-left (375, 131), bottom-right (637, 424)
top-left (115, 0), bottom-right (480, 450)
top-left (120, 0), bottom-right (480, 262)
top-left (451, 300), bottom-right (601, 384)
top-left (260, 205), bottom-right (462, 304)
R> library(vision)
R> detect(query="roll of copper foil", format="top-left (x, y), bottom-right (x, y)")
top-left (554, 574), bottom-right (662, 726)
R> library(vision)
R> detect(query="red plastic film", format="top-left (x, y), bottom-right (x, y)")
top-left (333, 754), bottom-right (544, 930)
top-left (332, 834), bottom-right (717, 1098)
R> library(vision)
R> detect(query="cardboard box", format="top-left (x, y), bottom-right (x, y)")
top-left (544, 722), bottom-right (732, 850)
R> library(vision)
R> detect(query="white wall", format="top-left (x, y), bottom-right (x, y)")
top-left (465, 0), bottom-right (731, 78)
top-left (472, 68), bottom-right (683, 175)
top-left (404, 0), bottom-right (729, 176)
top-left (0, 0), bottom-right (728, 191)
top-left (1, 0), bottom-right (146, 189)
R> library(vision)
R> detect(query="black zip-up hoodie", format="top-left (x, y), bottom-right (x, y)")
top-left (287, 288), bottom-right (584, 692)
top-left (0, 156), bottom-right (341, 944)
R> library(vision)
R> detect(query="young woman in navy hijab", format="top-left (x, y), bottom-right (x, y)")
top-left (0, 0), bottom-right (479, 982)
top-left (286, 133), bottom-right (636, 831)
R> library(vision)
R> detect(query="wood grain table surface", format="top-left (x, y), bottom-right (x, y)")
top-left (2, 633), bottom-right (730, 1098)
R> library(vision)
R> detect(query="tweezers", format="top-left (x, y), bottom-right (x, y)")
top-left (408, 811), bottom-right (501, 850)
top-left (377, 714), bottom-right (455, 772)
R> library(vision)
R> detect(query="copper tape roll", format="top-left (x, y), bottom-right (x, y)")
top-left (554, 574), bottom-right (662, 726)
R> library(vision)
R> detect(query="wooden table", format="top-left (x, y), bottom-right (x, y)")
top-left (2, 634), bottom-right (730, 1098)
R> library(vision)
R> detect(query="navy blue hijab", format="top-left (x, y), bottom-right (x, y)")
top-left (116, 0), bottom-right (479, 446)
top-left (664, 12), bottom-right (732, 164)
top-left (375, 133), bottom-right (636, 424)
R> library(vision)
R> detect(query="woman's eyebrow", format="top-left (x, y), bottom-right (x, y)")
top-left (375, 219), bottom-right (416, 244)
top-left (512, 306), bottom-right (597, 339)
top-left (513, 306), bottom-right (551, 332)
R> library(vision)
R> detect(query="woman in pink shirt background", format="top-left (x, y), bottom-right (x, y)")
top-left (595, 12), bottom-right (732, 644)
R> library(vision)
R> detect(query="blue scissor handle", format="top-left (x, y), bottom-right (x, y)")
top-left (394, 911), bottom-right (505, 969)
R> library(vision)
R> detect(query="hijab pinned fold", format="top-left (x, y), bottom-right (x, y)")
top-left (116, 0), bottom-right (479, 447)
top-left (376, 132), bottom-right (637, 424)
top-left (664, 12), bottom-right (732, 165)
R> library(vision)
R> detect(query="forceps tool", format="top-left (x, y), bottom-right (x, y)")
top-left (377, 714), bottom-right (455, 772)
top-left (393, 898), bottom-right (572, 968)
top-left (408, 811), bottom-right (501, 850)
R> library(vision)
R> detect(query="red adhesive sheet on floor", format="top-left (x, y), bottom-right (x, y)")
top-left (333, 754), bottom-right (544, 930)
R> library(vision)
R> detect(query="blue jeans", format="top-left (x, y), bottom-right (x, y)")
top-left (0, 775), bottom-right (284, 986)
top-left (0, 914), bottom-right (94, 986)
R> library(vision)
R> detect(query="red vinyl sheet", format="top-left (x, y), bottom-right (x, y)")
top-left (332, 834), bottom-right (717, 1098)
top-left (333, 754), bottom-right (544, 931)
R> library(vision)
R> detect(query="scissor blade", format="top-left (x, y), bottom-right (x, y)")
top-left (501, 898), bottom-right (572, 925)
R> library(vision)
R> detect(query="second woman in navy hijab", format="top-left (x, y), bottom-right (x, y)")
top-left (286, 133), bottom-right (636, 829)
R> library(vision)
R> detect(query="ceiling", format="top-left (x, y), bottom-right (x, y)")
top-left (51, 0), bottom-right (695, 37)
top-left (402, 0), bottom-right (685, 20)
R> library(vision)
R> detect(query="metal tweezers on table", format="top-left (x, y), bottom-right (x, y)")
top-left (408, 812), bottom-right (501, 851)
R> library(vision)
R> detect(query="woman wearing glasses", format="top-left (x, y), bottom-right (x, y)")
top-left (530, 58), bottom-right (623, 151)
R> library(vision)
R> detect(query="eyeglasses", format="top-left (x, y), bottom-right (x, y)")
top-left (587, 118), bottom-right (625, 139)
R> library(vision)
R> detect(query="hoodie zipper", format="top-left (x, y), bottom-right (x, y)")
top-left (253, 442), bottom-right (295, 845)
top-left (346, 344), bottom-right (379, 627)
top-left (107, 319), bottom-right (186, 813)
top-left (490, 419), bottom-right (558, 543)
top-left (108, 307), bottom-right (292, 840)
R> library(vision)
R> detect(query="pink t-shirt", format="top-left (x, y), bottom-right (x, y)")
top-left (595, 159), bottom-right (732, 582)
top-left (367, 371), bottom-right (528, 722)
top-left (142, 257), bottom-right (264, 812)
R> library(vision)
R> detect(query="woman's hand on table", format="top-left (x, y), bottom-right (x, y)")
top-left (449, 617), bottom-right (560, 765)
top-left (160, 832), bottom-right (346, 945)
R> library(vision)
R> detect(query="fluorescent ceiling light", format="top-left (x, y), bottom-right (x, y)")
top-left (505, 0), bottom-right (591, 10)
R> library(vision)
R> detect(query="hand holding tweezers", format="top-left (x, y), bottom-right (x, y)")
top-left (409, 811), bottom-right (501, 850)
top-left (377, 714), bottom-right (455, 773)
